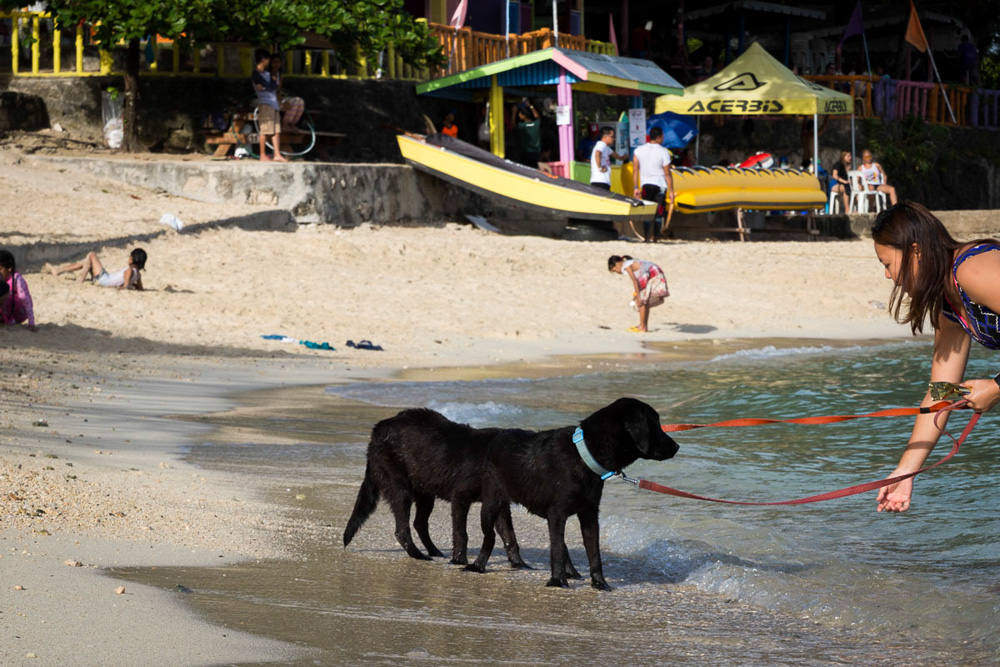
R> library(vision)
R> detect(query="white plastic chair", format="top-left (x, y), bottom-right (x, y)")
top-left (827, 187), bottom-right (843, 214)
top-left (848, 170), bottom-right (887, 213)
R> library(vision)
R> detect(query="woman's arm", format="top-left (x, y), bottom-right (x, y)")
top-left (876, 319), bottom-right (970, 512)
top-left (876, 162), bottom-right (889, 184)
top-left (625, 264), bottom-right (641, 296)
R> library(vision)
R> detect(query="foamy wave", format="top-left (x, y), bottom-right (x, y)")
top-left (710, 345), bottom-right (843, 362)
top-left (425, 400), bottom-right (526, 426)
top-left (710, 340), bottom-right (925, 363)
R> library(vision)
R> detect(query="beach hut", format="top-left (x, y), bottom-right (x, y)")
top-left (416, 47), bottom-right (684, 179)
top-left (654, 43), bottom-right (855, 170)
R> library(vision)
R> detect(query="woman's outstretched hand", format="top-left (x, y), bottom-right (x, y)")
top-left (960, 378), bottom-right (1000, 414)
top-left (876, 474), bottom-right (913, 513)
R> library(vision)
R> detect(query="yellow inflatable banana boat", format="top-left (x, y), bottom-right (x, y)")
top-left (620, 164), bottom-right (826, 213)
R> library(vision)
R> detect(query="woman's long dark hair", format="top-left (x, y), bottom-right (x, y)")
top-left (871, 202), bottom-right (995, 334)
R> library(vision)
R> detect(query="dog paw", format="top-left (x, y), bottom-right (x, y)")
top-left (464, 563), bottom-right (485, 573)
top-left (450, 557), bottom-right (469, 566)
top-left (406, 551), bottom-right (433, 561)
top-left (591, 579), bottom-right (613, 591)
top-left (428, 549), bottom-right (446, 558)
top-left (546, 577), bottom-right (570, 588)
top-left (509, 561), bottom-right (533, 570)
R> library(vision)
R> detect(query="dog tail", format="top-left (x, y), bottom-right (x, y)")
top-left (343, 465), bottom-right (380, 548)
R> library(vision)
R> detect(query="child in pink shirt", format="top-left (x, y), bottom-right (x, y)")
top-left (0, 249), bottom-right (36, 331)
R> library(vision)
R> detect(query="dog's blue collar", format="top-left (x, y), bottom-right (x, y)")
top-left (573, 427), bottom-right (616, 481)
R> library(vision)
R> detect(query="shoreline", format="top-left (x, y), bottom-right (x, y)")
top-left (0, 145), bottom-right (948, 663)
top-left (0, 335), bottom-right (926, 665)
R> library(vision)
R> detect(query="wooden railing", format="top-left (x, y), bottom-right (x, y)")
top-left (806, 74), bottom-right (994, 129)
top-left (804, 74), bottom-right (877, 118)
top-left (428, 22), bottom-right (615, 77)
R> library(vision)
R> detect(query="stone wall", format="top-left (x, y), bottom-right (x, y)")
top-left (33, 155), bottom-right (566, 235)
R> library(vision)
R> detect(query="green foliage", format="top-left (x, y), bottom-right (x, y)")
top-left (862, 115), bottom-right (947, 177)
top-left (0, 0), bottom-right (444, 68)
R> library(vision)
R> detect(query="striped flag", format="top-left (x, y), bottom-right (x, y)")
top-left (450, 0), bottom-right (469, 29)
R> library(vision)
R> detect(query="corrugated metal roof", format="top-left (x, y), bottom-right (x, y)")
top-left (416, 48), bottom-right (682, 97)
top-left (555, 49), bottom-right (683, 90)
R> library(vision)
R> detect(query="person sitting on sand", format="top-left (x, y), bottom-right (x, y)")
top-left (47, 248), bottom-right (146, 290)
top-left (871, 202), bottom-right (1000, 513)
top-left (0, 249), bottom-right (37, 331)
top-left (859, 149), bottom-right (898, 206)
top-left (608, 254), bottom-right (669, 333)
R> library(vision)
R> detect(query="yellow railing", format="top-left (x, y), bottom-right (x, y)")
top-left (3, 12), bottom-right (613, 81)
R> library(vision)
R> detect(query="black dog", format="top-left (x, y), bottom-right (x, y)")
top-left (343, 408), bottom-right (531, 568)
top-left (465, 397), bottom-right (678, 590)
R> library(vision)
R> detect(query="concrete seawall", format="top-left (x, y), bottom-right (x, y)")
top-left (33, 156), bottom-right (565, 234)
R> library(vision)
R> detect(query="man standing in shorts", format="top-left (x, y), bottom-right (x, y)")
top-left (590, 127), bottom-right (628, 190)
top-left (251, 50), bottom-right (286, 162)
top-left (632, 127), bottom-right (675, 242)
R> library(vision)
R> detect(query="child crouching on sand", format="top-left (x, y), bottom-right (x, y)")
top-left (47, 248), bottom-right (146, 290)
top-left (608, 254), bottom-right (669, 333)
top-left (0, 249), bottom-right (37, 331)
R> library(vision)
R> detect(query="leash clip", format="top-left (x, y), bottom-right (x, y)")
top-left (615, 471), bottom-right (639, 487)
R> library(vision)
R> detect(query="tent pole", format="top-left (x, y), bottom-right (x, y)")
top-left (812, 112), bottom-right (818, 175)
top-left (850, 111), bottom-right (856, 181)
top-left (695, 116), bottom-right (700, 164)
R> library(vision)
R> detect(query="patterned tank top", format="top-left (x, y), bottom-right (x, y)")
top-left (941, 243), bottom-right (1000, 349)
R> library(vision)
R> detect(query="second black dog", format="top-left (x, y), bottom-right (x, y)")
top-left (465, 397), bottom-right (679, 590)
top-left (342, 408), bottom-right (530, 568)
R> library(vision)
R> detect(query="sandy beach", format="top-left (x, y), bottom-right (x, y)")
top-left (0, 142), bottom-right (980, 664)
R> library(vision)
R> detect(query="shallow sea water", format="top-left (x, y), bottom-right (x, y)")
top-left (115, 341), bottom-right (999, 665)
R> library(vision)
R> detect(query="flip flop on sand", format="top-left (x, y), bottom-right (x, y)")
top-left (346, 340), bottom-right (384, 351)
top-left (627, 326), bottom-right (646, 333)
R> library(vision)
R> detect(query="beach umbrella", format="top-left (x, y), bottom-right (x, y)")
top-left (646, 111), bottom-right (698, 148)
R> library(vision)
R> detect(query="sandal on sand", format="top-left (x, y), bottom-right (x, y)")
top-left (347, 339), bottom-right (384, 351)
top-left (627, 326), bottom-right (645, 333)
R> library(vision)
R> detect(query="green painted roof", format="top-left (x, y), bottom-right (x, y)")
top-left (416, 48), bottom-right (683, 97)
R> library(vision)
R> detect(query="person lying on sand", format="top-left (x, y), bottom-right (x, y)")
top-left (46, 248), bottom-right (146, 290)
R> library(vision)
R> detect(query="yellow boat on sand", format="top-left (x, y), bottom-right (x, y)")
top-left (619, 163), bottom-right (827, 214)
top-left (397, 133), bottom-right (656, 223)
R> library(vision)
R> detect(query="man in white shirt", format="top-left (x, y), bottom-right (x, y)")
top-left (632, 127), bottom-right (675, 242)
top-left (590, 127), bottom-right (627, 190)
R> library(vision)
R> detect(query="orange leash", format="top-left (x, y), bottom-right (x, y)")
top-left (636, 400), bottom-right (979, 505)
top-left (660, 401), bottom-right (957, 433)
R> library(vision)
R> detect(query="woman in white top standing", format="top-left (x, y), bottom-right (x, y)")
top-left (859, 149), bottom-right (898, 205)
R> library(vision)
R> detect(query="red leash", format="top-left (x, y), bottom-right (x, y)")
top-left (639, 400), bottom-right (980, 505)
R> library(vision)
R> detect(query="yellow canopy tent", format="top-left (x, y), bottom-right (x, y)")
top-left (654, 43), bottom-right (855, 170)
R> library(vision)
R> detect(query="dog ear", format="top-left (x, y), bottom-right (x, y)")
top-left (624, 404), bottom-right (652, 454)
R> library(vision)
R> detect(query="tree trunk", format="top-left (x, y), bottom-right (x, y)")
top-left (122, 37), bottom-right (143, 152)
